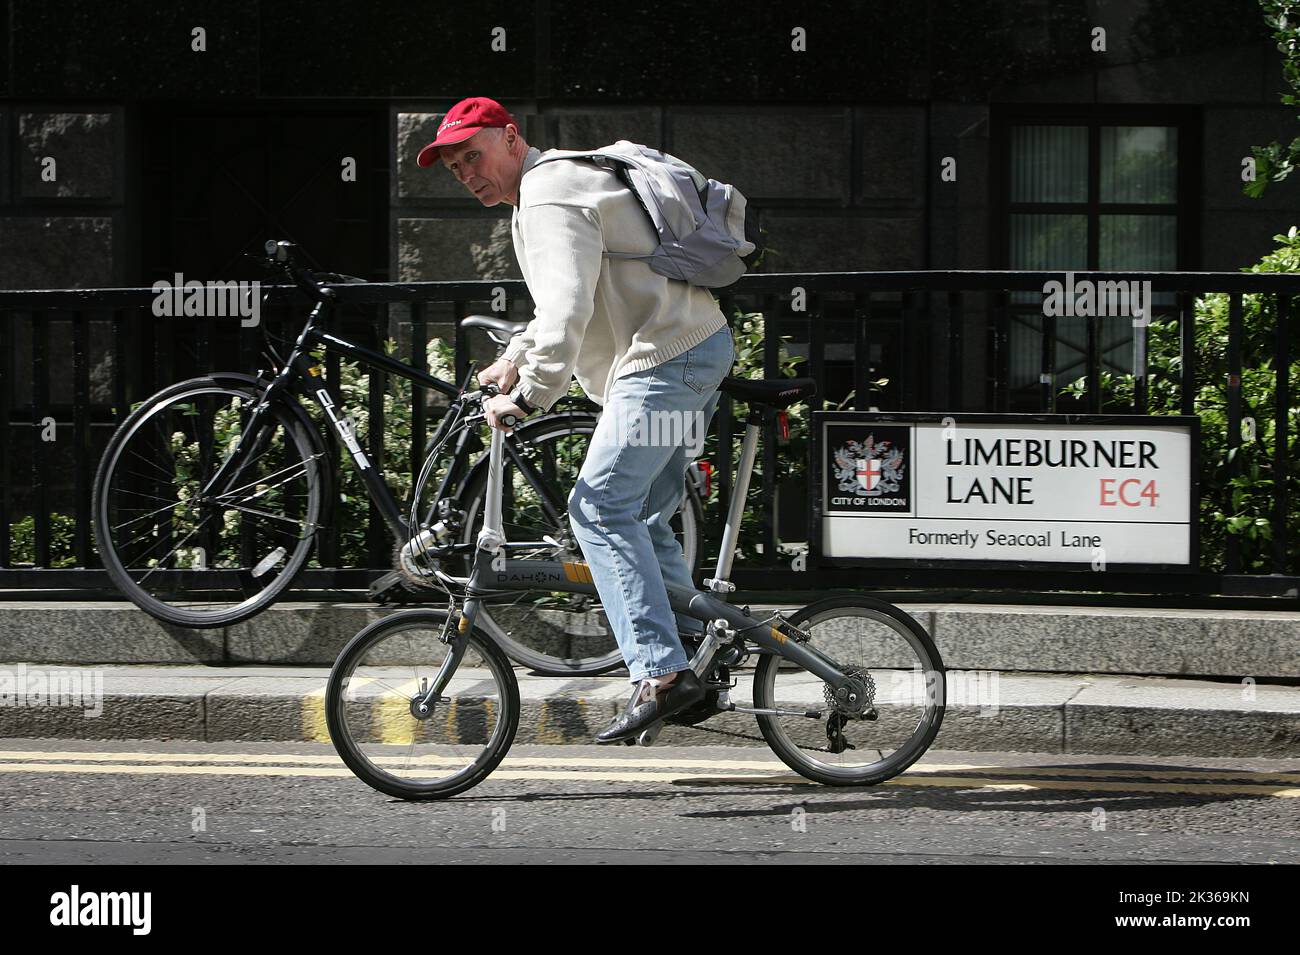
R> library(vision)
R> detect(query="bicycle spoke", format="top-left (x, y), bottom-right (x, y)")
top-left (216, 500), bottom-right (311, 529)
top-left (214, 454), bottom-right (321, 501)
top-left (108, 495), bottom-right (195, 533)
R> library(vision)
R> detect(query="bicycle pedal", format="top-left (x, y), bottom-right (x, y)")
top-left (636, 722), bottom-right (664, 746)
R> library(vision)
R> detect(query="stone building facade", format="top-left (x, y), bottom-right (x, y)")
top-left (1, 0), bottom-right (1299, 414)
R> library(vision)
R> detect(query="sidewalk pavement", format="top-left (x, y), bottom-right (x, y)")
top-left (0, 664), bottom-right (1296, 757)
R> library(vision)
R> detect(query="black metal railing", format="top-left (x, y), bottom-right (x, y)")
top-left (0, 269), bottom-right (1296, 600)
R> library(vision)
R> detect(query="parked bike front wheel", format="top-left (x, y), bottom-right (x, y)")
top-left (92, 375), bottom-right (325, 628)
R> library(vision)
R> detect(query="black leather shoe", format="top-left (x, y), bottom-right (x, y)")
top-left (666, 665), bottom-right (729, 726)
top-left (594, 670), bottom-right (705, 744)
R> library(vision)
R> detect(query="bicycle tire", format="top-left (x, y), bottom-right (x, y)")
top-left (325, 610), bottom-right (519, 800)
top-left (93, 375), bottom-right (325, 629)
top-left (753, 595), bottom-right (946, 786)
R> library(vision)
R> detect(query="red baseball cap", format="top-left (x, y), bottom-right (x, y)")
top-left (416, 96), bottom-right (519, 168)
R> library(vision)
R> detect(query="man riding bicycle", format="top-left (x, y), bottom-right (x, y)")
top-left (418, 96), bottom-right (734, 742)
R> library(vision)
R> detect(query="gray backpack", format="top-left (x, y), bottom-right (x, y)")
top-left (527, 140), bottom-right (761, 288)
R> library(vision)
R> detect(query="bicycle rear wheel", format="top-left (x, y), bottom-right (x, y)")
top-left (93, 376), bottom-right (324, 628)
top-left (326, 610), bottom-right (519, 800)
top-left (754, 596), bottom-right (945, 786)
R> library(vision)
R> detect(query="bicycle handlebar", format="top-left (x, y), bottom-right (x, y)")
top-left (263, 239), bottom-right (515, 430)
top-left (467, 383), bottom-right (518, 429)
top-left (262, 239), bottom-right (365, 303)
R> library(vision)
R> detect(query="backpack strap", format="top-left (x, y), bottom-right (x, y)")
top-left (525, 148), bottom-right (700, 242)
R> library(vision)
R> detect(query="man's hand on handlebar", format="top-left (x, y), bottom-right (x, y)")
top-left (483, 393), bottom-right (526, 432)
top-left (477, 357), bottom-right (519, 392)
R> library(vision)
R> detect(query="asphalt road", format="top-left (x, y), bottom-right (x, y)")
top-left (1, 739), bottom-right (1296, 864)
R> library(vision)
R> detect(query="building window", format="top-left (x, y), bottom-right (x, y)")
top-left (996, 108), bottom-right (1195, 409)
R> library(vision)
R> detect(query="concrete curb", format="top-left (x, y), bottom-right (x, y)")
top-left (0, 665), bottom-right (1297, 757)
top-left (1, 601), bottom-right (1297, 678)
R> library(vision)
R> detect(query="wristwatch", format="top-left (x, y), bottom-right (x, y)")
top-left (507, 385), bottom-right (535, 414)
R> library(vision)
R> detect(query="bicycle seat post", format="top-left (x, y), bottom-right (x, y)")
top-left (703, 406), bottom-right (765, 595)
top-left (704, 376), bottom-right (816, 594)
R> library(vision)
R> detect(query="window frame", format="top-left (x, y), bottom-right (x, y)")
top-left (990, 103), bottom-right (1201, 272)
top-left (989, 104), bottom-right (1201, 409)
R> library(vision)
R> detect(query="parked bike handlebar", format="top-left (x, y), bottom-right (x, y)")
top-left (262, 238), bottom-right (371, 304)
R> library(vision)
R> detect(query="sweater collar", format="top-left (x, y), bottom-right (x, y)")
top-left (520, 145), bottom-right (543, 177)
top-left (512, 145), bottom-right (544, 210)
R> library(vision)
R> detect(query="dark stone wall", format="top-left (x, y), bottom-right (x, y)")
top-left (0, 0), bottom-right (1274, 101)
top-left (0, 0), bottom-right (1295, 298)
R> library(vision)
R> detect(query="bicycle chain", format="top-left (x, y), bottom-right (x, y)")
top-left (662, 640), bottom-right (841, 753)
top-left (667, 700), bottom-right (845, 754)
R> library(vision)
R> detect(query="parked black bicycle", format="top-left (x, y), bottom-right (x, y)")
top-left (91, 240), bottom-right (704, 675)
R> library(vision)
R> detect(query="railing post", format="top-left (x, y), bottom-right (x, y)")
top-left (1086, 313), bottom-right (1101, 414)
top-left (1178, 291), bottom-right (1195, 416)
top-left (901, 290), bottom-right (914, 411)
top-left (31, 310), bottom-right (50, 568)
top-left (1226, 292), bottom-right (1243, 574)
top-left (1274, 294), bottom-right (1292, 575)
top-left (366, 304), bottom-right (388, 568)
top-left (1040, 306), bottom-right (1056, 413)
top-left (0, 309), bottom-right (9, 567)
top-left (1133, 306), bottom-right (1149, 415)
top-left (453, 299), bottom-right (469, 387)
top-left (72, 310), bottom-right (92, 567)
top-left (947, 290), bottom-right (964, 413)
top-left (761, 292), bottom-right (779, 563)
top-left (319, 305), bottom-right (343, 569)
top-left (237, 301), bottom-right (256, 566)
top-left (988, 290), bottom-right (1010, 412)
top-left (854, 292), bottom-right (871, 411)
top-left (808, 291), bottom-right (825, 414)
top-left (410, 301), bottom-right (428, 487)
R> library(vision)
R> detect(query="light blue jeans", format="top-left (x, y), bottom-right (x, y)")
top-left (568, 326), bottom-right (734, 683)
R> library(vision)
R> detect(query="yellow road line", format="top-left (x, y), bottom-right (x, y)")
top-left (0, 749), bottom-right (786, 771)
top-left (0, 763), bottom-right (737, 782)
top-left (0, 751), bottom-right (1296, 783)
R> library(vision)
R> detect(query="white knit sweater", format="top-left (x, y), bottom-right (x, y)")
top-left (501, 145), bottom-right (728, 411)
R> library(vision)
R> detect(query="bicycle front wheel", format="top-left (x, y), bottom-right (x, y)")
top-left (754, 595), bottom-right (946, 786)
top-left (326, 610), bottom-right (519, 800)
top-left (93, 376), bottom-right (325, 628)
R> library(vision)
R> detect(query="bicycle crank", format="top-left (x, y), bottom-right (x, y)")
top-left (620, 721), bottom-right (665, 747)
